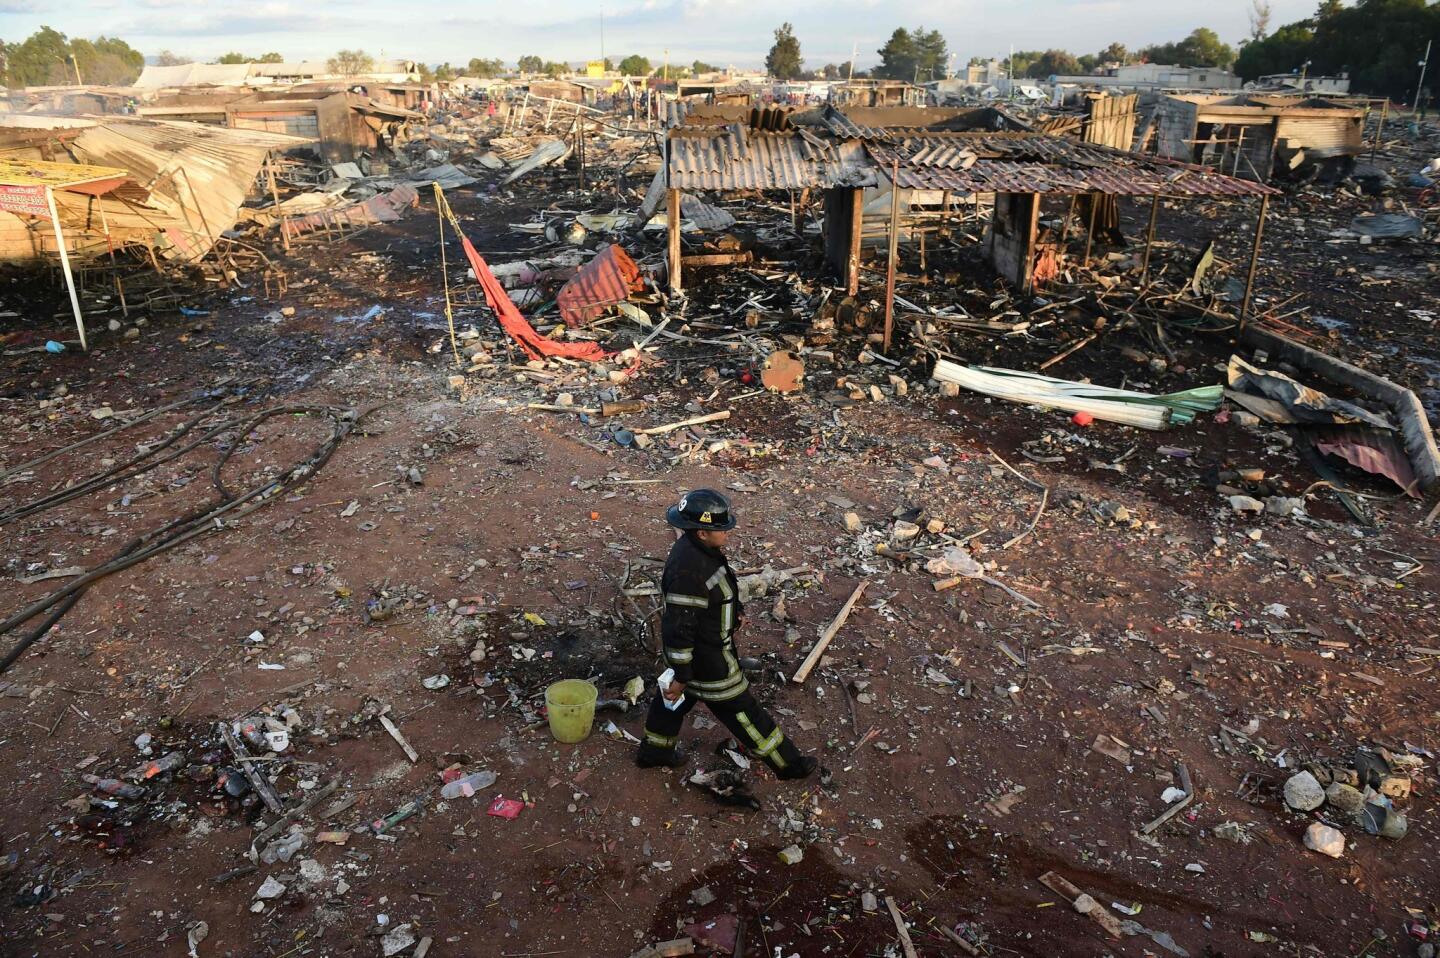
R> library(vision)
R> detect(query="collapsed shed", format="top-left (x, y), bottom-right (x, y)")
top-left (138, 92), bottom-right (421, 163)
top-left (661, 105), bottom-right (1275, 312)
top-left (1154, 94), bottom-right (1367, 181)
top-left (0, 116), bottom-right (303, 262)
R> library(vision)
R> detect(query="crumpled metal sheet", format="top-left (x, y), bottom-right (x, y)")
top-left (1227, 355), bottom-right (1395, 429)
top-left (282, 183), bottom-right (418, 238)
top-left (556, 244), bottom-right (646, 327)
top-left (1316, 428), bottom-right (1420, 497)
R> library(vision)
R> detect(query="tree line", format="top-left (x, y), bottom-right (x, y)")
top-left (1236, 0), bottom-right (1440, 100)
top-left (2, 27), bottom-right (144, 86)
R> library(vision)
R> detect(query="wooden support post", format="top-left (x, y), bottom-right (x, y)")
top-left (1140, 193), bottom-right (1161, 282)
top-left (45, 187), bottom-right (87, 351)
top-left (574, 120), bottom-right (582, 189)
top-left (1058, 193), bottom-right (1078, 248)
top-left (96, 203), bottom-right (127, 318)
top-left (1237, 193), bottom-right (1270, 337)
top-left (666, 188), bottom-right (682, 294)
top-left (883, 159), bottom-right (900, 354)
top-left (266, 154), bottom-right (289, 252)
top-left (1081, 194), bottom-right (1097, 267)
top-left (1372, 99), bottom-right (1388, 160)
top-left (845, 187), bottom-right (863, 297)
top-left (577, 118), bottom-right (587, 190)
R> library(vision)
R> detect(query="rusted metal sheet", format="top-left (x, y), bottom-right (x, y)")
top-left (556, 244), bottom-right (645, 327)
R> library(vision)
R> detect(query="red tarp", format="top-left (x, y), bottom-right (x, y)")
top-left (556, 244), bottom-right (645, 327)
top-left (460, 235), bottom-right (609, 362)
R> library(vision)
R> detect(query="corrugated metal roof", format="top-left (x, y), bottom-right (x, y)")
top-left (62, 118), bottom-right (306, 260)
top-left (669, 125), bottom-right (831, 190)
top-left (668, 122), bottom-right (1276, 197)
top-left (557, 244), bottom-right (645, 326)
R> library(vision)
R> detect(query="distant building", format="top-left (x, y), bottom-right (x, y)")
top-left (1254, 73), bottom-right (1351, 95)
top-left (1050, 63), bottom-right (1241, 92)
top-left (965, 60), bottom-right (1007, 86)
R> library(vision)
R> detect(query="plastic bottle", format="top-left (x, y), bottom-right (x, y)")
top-left (440, 770), bottom-right (497, 800)
top-left (83, 775), bottom-right (145, 799)
top-left (237, 720), bottom-right (268, 751)
top-left (138, 751), bottom-right (185, 779)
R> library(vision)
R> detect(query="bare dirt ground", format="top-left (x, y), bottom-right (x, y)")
top-left (1, 161), bottom-right (1438, 958)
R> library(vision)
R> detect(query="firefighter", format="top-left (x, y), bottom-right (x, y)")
top-left (636, 489), bottom-right (818, 780)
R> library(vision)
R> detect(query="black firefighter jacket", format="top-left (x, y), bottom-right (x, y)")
top-left (660, 531), bottom-right (748, 702)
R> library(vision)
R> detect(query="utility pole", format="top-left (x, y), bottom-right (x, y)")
top-left (664, 49), bottom-right (669, 82)
top-left (1413, 39), bottom-right (1432, 115)
top-left (848, 41), bottom-right (857, 81)
top-left (600, 9), bottom-right (605, 67)
top-left (70, 54), bottom-right (83, 86)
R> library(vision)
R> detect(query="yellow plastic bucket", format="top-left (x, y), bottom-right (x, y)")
top-left (545, 679), bottom-right (598, 743)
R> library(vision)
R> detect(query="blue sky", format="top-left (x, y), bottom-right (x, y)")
top-left (2, 0), bottom-right (1321, 70)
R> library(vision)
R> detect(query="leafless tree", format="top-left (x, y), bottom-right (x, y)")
top-left (1248, 0), bottom-right (1273, 41)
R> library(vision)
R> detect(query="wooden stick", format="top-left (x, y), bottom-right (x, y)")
top-left (884, 896), bottom-right (919, 958)
top-left (792, 581), bottom-right (867, 684)
top-left (1140, 763), bottom-right (1193, 835)
top-left (1038, 332), bottom-right (1098, 370)
top-left (527, 403), bottom-right (600, 414)
top-left (378, 714), bottom-right (420, 762)
top-left (635, 410), bottom-right (730, 436)
top-left (937, 924), bottom-right (980, 956)
top-left (219, 725), bottom-right (284, 815)
top-left (1038, 871), bottom-right (1125, 939)
top-left (252, 780), bottom-right (339, 850)
top-left (1002, 487), bottom-right (1048, 550)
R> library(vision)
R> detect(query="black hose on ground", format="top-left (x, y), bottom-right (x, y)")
top-left (0, 404), bottom-right (372, 676)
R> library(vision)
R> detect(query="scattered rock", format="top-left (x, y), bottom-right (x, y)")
top-left (843, 511), bottom-right (862, 533)
top-left (254, 876), bottom-right (286, 900)
top-left (1325, 782), bottom-right (1365, 816)
top-left (381, 923), bottom-right (417, 957)
top-left (1283, 771), bottom-right (1325, 811)
top-left (1303, 822), bottom-right (1345, 858)
top-left (892, 520), bottom-right (920, 541)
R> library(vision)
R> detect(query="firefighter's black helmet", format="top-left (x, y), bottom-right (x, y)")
top-left (666, 488), bottom-right (737, 531)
